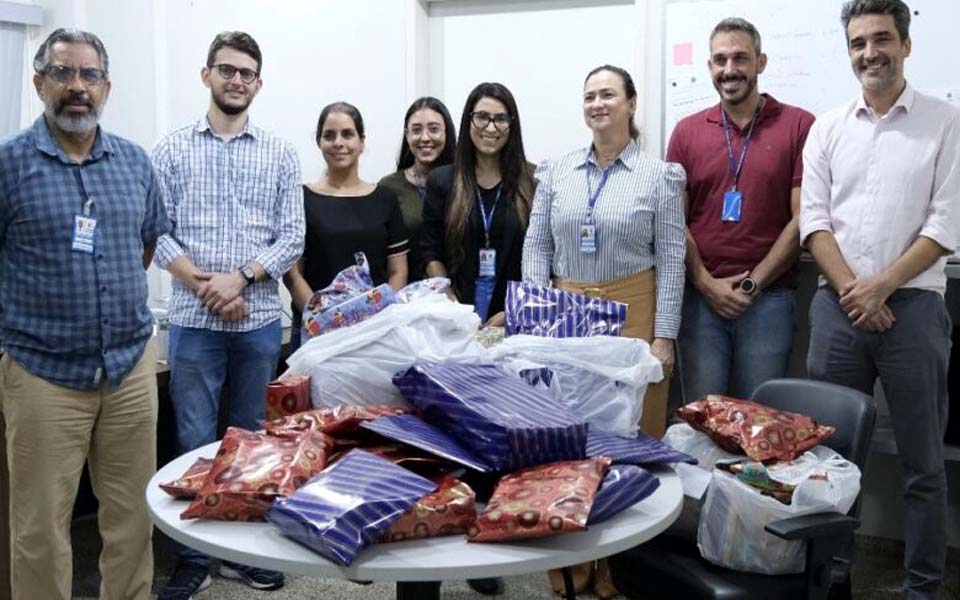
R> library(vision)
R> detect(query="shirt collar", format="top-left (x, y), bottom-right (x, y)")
top-left (705, 93), bottom-right (781, 127)
top-left (580, 138), bottom-right (640, 172)
top-left (855, 82), bottom-right (915, 116)
top-left (31, 115), bottom-right (113, 164)
top-left (196, 114), bottom-right (258, 140)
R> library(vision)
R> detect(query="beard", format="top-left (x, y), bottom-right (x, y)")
top-left (211, 87), bottom-right (252, 116)
top-left (713, 73), bottom-right (757, 106)
top-left (854, 58), bottom-right (898, 92)
top-left (43, 92), bottom-right (103, 134)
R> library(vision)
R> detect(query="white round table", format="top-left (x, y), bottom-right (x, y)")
top-left (147, 443), bottom-right (683, 599)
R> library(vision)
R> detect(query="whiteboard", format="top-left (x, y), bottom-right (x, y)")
top-left (662, 0), bottom-right (960, 148)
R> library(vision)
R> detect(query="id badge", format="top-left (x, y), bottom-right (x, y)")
top-left (474, 276), bottom-right (495, 322)
top-left (721, 190), bottom-right (742, 223)
top-left (579, 223), bottom-right (597, 254)
top-left (479, 248), bottom-right (497, 278)
top-left (72, 215), bottom-right (97, 253)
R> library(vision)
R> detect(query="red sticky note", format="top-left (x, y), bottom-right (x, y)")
top-left (673, 42), bottom-right (694, 66)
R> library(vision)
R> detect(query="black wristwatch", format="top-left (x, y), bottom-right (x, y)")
top-left (240, 264), bottom-right (256, 286)
top-left (739, 276), bottom-right (758, 296)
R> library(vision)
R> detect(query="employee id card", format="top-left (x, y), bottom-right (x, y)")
top-left (72, 215), bottom-right (97, 253)
top-left (479, 247), bottom-right (497, 278)
top-left (579, 223), bottom-right (597, 253)
top-left (721, 189), bottom-right (742, 223)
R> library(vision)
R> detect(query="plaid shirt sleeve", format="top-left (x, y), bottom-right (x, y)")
top-left (151, 137), bottom-right (185, 268)
top-left (253, 141), bottom-right (304, 280)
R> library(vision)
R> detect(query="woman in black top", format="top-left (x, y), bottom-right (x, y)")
top-left (284, 102), bottom-right (408, 349)
top-left (421, 83), bottom-right (536, 326)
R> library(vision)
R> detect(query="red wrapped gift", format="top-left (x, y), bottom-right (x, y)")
top-left (467, 457), bottom-right (610, 543)
top-left (381, 474), bottom-right (477, 542)
top-left (159, 458), bottom-right (213, 499)
top-left (264, 404), bottom-right (407, 444)
top-left (265, 373), bottom-right (311, 422)
top-left (181, 427), bottom-right (333, 522)
top-left (676, 395), bottom-right (834, 462)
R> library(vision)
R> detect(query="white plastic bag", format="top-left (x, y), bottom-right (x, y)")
top-left (663, 423), bottom-right (743, 470)
top-left (285, 295), bottom-right (486, 408)
top-left (697, 446), bottom-right (861, 575)
top-left (487, 334), bottom-right (663, 437)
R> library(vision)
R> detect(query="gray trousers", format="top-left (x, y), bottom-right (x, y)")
top-left (808, 286), bottom-right (949, 599)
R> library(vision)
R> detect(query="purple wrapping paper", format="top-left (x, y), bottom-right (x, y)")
top-left (360, 414), bottom-right (494, 472)
top-left (265, 449), bottom-right (437, 565)
top-left (588, 464), bottom-right (661, 524)
top-left (504, 281), bottom-right (628, 338)
top-left (587, 429), bottom-right (696, 465)
top-left (301, 253), bottom-right (398, 339)
top-left (392, 362), bottom-right (588, 471)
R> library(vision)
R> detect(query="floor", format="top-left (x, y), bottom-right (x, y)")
top-left (68, 517), bottom-right (960, 599)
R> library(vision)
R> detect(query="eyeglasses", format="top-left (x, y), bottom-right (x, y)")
top-left (43, 65), bottom-right (107, 86)
top-left (470, 111), bottom-right (512, 131)
top-left (214, 64), bottom-right (259, 84)
top-left (406, 124), bottom-right (445, 138)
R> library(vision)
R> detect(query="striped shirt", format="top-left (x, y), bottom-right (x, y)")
top-left (153, 118), bottom-right (304, 331)
top-left (0, 117), bottom-right (170, 389)
top-left (522, 140), bottom-right (687, 339)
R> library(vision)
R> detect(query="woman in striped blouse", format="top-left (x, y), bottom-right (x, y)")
top-left (522, 63), bottom-right (686, 600)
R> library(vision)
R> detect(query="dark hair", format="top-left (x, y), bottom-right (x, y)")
top-left (315, 101), bottom-right (365, 147)
top-left (841, 0), bottom-right (911, 42)
top-left (206, 31), bottom-right (263, 73)
top-left (584, 65), bottom-right (639, 140)
top-left (33, 28), bottom-right (109, 75)
top-left (445, 82), bottom-right (535, 272)
top-left (397, 97), bottom-right (457, 171)
top-left (710, 17), bottom-right (763, 55)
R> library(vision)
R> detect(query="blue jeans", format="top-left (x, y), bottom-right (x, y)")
top-left (679, 285), bottom-right (794, 402)
top-left (168, 320), bottom-right (282, 566)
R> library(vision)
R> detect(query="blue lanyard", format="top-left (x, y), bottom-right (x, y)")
top-left (720, 98), bottom-right (763, 190)
top-left (585, 157), bottom-right (613, 222)
top-left (411, 167), bottom-right (426, 202)
top-left (476, 184), bottom-right (502, 248)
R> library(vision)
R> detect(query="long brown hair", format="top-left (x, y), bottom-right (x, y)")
top-left (445, 82), bottom-right (535, 272)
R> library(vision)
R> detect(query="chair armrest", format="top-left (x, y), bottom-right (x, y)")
top-left (764, 512), bottom-right (859, 541)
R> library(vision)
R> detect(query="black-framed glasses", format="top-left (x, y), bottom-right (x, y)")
top-left (43, 65), bottom-right (107, 86)
top-left (214, 63), bottom-right (259, 84)
top-left (471, 111), bottom-right (512, 131)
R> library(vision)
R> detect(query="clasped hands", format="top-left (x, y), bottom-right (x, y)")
top-left (192, 270), bottom-right (249, 322)
top-left (838, 275), bottom-right (896, 332)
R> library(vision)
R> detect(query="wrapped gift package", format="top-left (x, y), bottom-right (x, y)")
top-left (381, 474), bottom-right (477, 542)
top-left (396, 277), bottom-right (451, 303)
top-left (159, 457), bottom-right (213, 499)
top-left (265, 373), bottom-right (311, 422)
top-left (586, 428), bottom-right (696, 466)
top-left (265, 448), bottom-right (437, 565)
top-left (719, 461), bottom-right (796, 504)
top-left (181, 427), bottom-right (332, 522)
top-left (360, 413), bottom-right (494, 472)
top-left (265, 404), bottom-right (407, 442)
top-left (468, 457), bottom-right (609, 542)
top-left (504, 281), bottom-right (627, 338)
top-left (393, 362), bottom-right (588, 471)
top-left (588, 464), bottom-right (661, 524)
top-left (301, 253), bottom-right (398, 339)
top-left (677, 395), bottom-right (834, 462)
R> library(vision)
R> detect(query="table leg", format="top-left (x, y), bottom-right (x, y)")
top-left (396, 581), bottom-right (441, 600)
top-left (562, 566), bottom-right (578, 599)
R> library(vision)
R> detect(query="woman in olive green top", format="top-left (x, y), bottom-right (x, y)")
top-left (379, 97), bottom-right (457, 281)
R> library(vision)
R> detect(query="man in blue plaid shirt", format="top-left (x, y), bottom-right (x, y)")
top-left (152, 31), bottom-right (303, 599)
top-left (0, 29), bottom-right (169, 600)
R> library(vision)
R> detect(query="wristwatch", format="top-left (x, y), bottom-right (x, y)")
top-left (739, 277), bottom-right (758, 296)
top-left (240, 264), bottom-right (256, 286)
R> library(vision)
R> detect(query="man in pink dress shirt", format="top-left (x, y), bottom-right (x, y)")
top-left (800, 1), bottom-right (959, 598)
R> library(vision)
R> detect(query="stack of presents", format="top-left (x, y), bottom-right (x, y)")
top-left (159, 256), bottom-right (862, 574)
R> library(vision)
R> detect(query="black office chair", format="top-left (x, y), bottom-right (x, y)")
top-left (609, 378), bottom-right (876, 600)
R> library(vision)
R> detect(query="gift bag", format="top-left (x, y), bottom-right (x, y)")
top-left (490, 334), bottom-right (663, 437)
top-left (393, 362), bottom-right (588, 471)
top-left (586, 428), bottom-right (695, 466)
top-left (265, 449), bottom-right (437, 565)
top-left (697, 447), bottom-right (861, 574)
top-left (588, 464), bottom-right (661, 525)
top-left (360, 414), bottom-right (494, 472)
top-left (504, 281), bottom-right (627, 338)
top-left (265, 373), bottom-right (311, 422)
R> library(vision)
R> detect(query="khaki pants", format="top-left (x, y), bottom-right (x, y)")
top-left (555, 269), bottom-right (670, 438)
top-left (0, 343), bottom-right (157, 600)
top-left (0, 405), bottom-right (9, 600)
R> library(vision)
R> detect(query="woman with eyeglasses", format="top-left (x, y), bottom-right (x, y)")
top-left (420, 82), bottom-right (536, 327)
top-left (522, 65), bottom-right (685, 598)
top-left (379, 97), bottom-right (457, 282)
top-left (284, 101), bottom-right (408, 351)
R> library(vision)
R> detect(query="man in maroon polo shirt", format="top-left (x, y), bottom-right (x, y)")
top-left (667, 17), bottom-right (814, 402)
